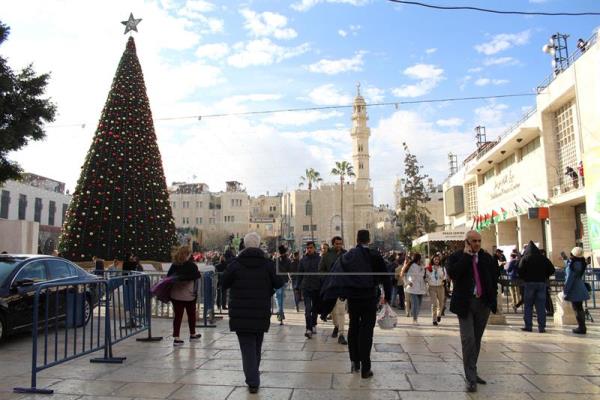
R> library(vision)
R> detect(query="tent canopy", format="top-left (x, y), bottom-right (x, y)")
top-left (412, 229), bottom-right (467, 247)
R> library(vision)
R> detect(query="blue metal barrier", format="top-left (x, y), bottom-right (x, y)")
top-left (13, 279), bottom-right (108, 394)
top-left (196, 271), bottom-right (217, 328)
top-left (14, 272), bottom-right (162, 394)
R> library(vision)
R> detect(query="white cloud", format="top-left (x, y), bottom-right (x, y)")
top-left (291, 0), bottom-right (370, 12)
top-left (529, 0), bottom-right (548, 3)
top-left (459, 75), bottom-right (472, 91)
top-left (306, 51), bottom-right (365, 75)
top-left (474, 30), bottom-right (531, 55)
top-left (425, 48), bottom-right (437, 54)
top-left (483, 56), bottom-right (518, 66)
top-left (392, 64), bottom-right (444, 98)
top-left (363, 85), bottom-right (385, 103)
top-left (183, 0), bottom-right (216, 12)
top-left (307, 84), bottom-right (352, 105)
top-left (177, 1), bottom-right (224, 34)
top-left (195, 42), bottom-right (230, 60)
top-left (240, 9), bottom-right (297, 40)
top-left (371, 110), bottom-right (472, 205)
top-left (227, 39), bottom-right (310, 68)
top-left (263, 110), bottom-right (343, 126)
top-left (474, 102), bottom-right (509, 127)
top-left (436, 117), bottom-right (464, 127)
top-left (338, 29), bottom-right (348, 37)
top-left (467, 67), bottom-right (483, 73)
top-left (474, 78), bottom-right (509, 86)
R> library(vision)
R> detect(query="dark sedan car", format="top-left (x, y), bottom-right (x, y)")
top-left (0, 254), bottom-right (101, 342)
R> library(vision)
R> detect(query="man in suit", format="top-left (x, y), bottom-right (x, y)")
top-left (447, 230), bottom-right (498, 393)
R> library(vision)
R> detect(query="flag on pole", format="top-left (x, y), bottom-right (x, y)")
top-left (492, 210), bottom-right (500, 224)
top-left (501, 207), bottom-right (508, 220)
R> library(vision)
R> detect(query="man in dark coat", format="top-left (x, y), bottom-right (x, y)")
top-left (319, 236), bottom-right (348, 344)
top-left (297, 241), bottom-right (321, 338)
top-left (322, 230), bottom-right (391, 379)
top-left (222, 232), bottom-right (284, 394)
top-left (518, 241), bottom-right (555, 332)
top-left (447, 230), bottom-right (498, 393)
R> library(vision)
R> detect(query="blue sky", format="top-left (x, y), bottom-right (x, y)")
top-left (3, 0), bottom-right (599, 205)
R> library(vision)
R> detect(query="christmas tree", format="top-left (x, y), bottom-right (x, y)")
top-left (59, 36), bottom-right (176, 261)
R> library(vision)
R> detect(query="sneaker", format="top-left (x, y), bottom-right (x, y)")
top-left (338, 335), bottom-right (347, 345)
top-left (305, 329), bottom-right (312, 339)
top-left (331, 327), bottom-right (339, 338)
top-left (173, 339), bottom-right (184, 347)
top-left (189, 334), bottom-right (201, 340)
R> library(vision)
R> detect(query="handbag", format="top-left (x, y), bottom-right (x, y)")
top-left (150, 276), bottom-right (176, 303)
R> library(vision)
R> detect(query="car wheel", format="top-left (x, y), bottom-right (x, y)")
top-left (0, 312), bottom-right (7, 343)
top-left (83, 294), bottom-right (92, 325)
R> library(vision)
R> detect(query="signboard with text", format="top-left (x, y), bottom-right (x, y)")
top-left (584, 147), bottom-right (600, 252)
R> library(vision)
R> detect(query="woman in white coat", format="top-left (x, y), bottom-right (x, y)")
top-left (402, 253), bottom-right (427, 324)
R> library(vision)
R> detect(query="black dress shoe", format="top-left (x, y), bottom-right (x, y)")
top-left (351, 361), bottom-right (361, 373)
top-left (466, 382), bottom-right (477, 392)
top-left (521, 327), bottom-right (532, 332)
top-left (338, 335), bottom-right (347, 345)
top-left (361, 370), bottom-right (374, 379)
top-left (476, 376), bottom-right (487, 384)
top-left (331, 327), bottom-right (339, 338)
top-left (248, 386), bottom-right (259, 394)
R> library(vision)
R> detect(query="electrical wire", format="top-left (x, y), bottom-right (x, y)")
top-left (386, 0), bottom-right (600, 16)
top-left (154, 92), bottom-right (536, 122)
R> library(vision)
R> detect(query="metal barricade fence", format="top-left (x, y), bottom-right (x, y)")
top-left (14, 279), bottom-right (109, 394)
top-left (14, 272), bottom-right (161, 395)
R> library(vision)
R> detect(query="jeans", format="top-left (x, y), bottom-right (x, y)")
top-left (523, 282), bottom-right (547, 330)
top-left (275, 283), bottom-right (287, 315)
top-left (302, 289), bottom-right (319, 330)
top-left (237, 332), bottom-right (264, 387)
top-left (410, 294), bottom-right (423, 319)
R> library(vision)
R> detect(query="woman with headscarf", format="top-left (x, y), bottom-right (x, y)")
top-left (563, 246), bottom-right (589, 334)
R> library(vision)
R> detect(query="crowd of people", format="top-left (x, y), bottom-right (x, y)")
top-left (158, 230), bottom-right (593, 394)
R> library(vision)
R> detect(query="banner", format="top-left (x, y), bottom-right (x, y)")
top-left (584, 147), bottom-right (600, 251)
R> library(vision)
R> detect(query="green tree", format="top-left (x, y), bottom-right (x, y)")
top-left (398, 142), bottom-right (437, 248)
top-left (330, 161), bottom-right (355, 241)
top-left (299, 168), bottom-right (322, 241)
top-left (58, 37), bottom-right (176, 261)
top-left (0, 21), bottom-right (56, 184)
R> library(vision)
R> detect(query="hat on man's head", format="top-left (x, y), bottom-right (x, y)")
top-left (571, 247), bottom-right (584, 258)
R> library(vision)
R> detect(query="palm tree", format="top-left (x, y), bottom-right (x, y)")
top-left (331, 161), bottom-right (355, 242)
top-left (299, 168), bottom-right (322, 241)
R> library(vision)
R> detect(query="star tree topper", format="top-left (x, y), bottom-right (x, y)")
top-left (121, 13), bottom-right (142, 34)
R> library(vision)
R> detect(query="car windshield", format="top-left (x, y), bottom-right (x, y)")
top-left (0, 260), bottom-right (20, 286)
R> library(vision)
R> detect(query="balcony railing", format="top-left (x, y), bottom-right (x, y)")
top-left (552, 176), bottom-right (585, 197)
top-left (536, 31), bottom-right (598, 93)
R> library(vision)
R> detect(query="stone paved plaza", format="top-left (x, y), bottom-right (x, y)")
top-left (2, 301), bottom-right (600, 400)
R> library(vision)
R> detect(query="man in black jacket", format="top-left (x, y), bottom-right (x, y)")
top-left (322, 229), bottom-right (391, 379)
top-left (297, 241), bottom-right (321, 339)
top-left (447, 230), bottom-right (498, 393)
top-left (518, 241), bottom-right (555, 332)
top-left (222, 232), bottom-right (284, 394)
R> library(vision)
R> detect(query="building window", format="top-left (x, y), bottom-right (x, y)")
top-left (48, 201), bottom-right (56, 226)
top-left (209, 218), bottom-right (215, 224)
top-left (224, 216), bottom-right (235, 223)
top-left (335, 225), bottom-right (340, 231)
top-left (358, 144), bottom-right (363, 152)
top-left (182, 217), bottom-right (190, 225)
top-left (464, 182), bottom-right (478, 218)
top-left (481, 168), bottom-right (494, 184)
top-left (18, 194), bottom-right (27, 220)
top-left (521, 137), bottom-right (540, 158)
top-left (302, 225), bottom-right (309, 232)
top-left (182, 201), bottom-right (190, 208)
top-left (34, 198), bottom-right (43, 223)
top-left (554, 101), bottom-right (577, 186)
top-left (498, 155), bottom-right (515, 173)
top-left (305, 200), bottom-right (312, 216)
top-left (196, 217), bottom-right (203, 225)
top-left (359, 162), bottom-right (363, 170)
top-left (0, 190), bottom-right (10, 219)
top-left (196, 201), bottom-right (202, 208)
top-left (62, 203), bottom-right (68, 224)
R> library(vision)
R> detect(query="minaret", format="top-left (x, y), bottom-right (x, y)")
top-left (351, 82), bottom-right (371, 191)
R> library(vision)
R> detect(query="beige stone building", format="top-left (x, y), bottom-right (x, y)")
top-left (282, 87), bottom-right (374, 249)
top-left (169, 181), bottom-right (249, 248)
top-left (443, 31), bottom-right (599, 265)
top-left (249, 193), bottom-right (282, 241)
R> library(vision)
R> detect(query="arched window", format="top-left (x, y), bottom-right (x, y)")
top-left (305, 200), bottom-right (312, 216)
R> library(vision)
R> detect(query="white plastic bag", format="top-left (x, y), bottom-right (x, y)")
top-left (377, 303), bottom-right (397, 330)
